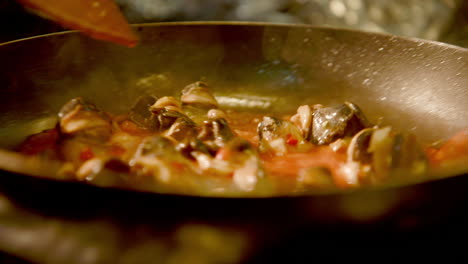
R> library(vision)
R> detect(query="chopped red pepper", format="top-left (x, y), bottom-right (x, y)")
top-left (80, 147), bottom-right (94, 161)
top-left (286, 134), bottom-right (298, 146)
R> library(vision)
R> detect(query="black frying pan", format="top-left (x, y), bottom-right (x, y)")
top-left (0, 23), bottom-right (467, 263)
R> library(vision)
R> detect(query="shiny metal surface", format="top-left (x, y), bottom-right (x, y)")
top-left (0, 22), bottom-right (467, 190)
top-left (0, 23), bottom-right (467, 263)
top-left (0, 22), bottom-right (466, 150)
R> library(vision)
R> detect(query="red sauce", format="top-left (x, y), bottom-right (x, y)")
top-left (261, 147), bottom-right (348, 186)
top-left (119, 119), bottom-right (153, 136)
top-left (426, 129), bottom-right (468, 168)
top-left (79, 147), bottom-right (94, 161)
top-left (19, 128), bottom-right (59, 155)
top-left (108, 145), bottom-right (126, 157)
top-left (17, 107), bottom-right (468, 193)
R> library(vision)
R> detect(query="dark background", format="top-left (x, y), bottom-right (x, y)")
top-left (0, 1), bottom-right (467, 263)
top-left (0, 0), bottom-right (467, 47)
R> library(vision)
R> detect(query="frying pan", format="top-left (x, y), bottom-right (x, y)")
top-left (0, 22), bottom-right (467, 263)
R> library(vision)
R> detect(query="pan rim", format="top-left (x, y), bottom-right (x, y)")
top-left (0, 21), bottom-right (467, 53)
top-left (0, 21), bottom-right (466, 199)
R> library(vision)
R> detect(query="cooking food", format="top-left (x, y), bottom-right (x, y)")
top-left (17, 81), bottom-right (468, 196)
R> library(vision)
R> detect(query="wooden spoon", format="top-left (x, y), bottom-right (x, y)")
top-left (17, 0), bottom-right (138, 47)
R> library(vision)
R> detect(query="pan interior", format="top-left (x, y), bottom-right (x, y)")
top-left (0, 23), bottom-right (466, 196)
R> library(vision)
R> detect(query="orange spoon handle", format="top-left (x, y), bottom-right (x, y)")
top-left (18, 0), bottom-right (138, 47)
